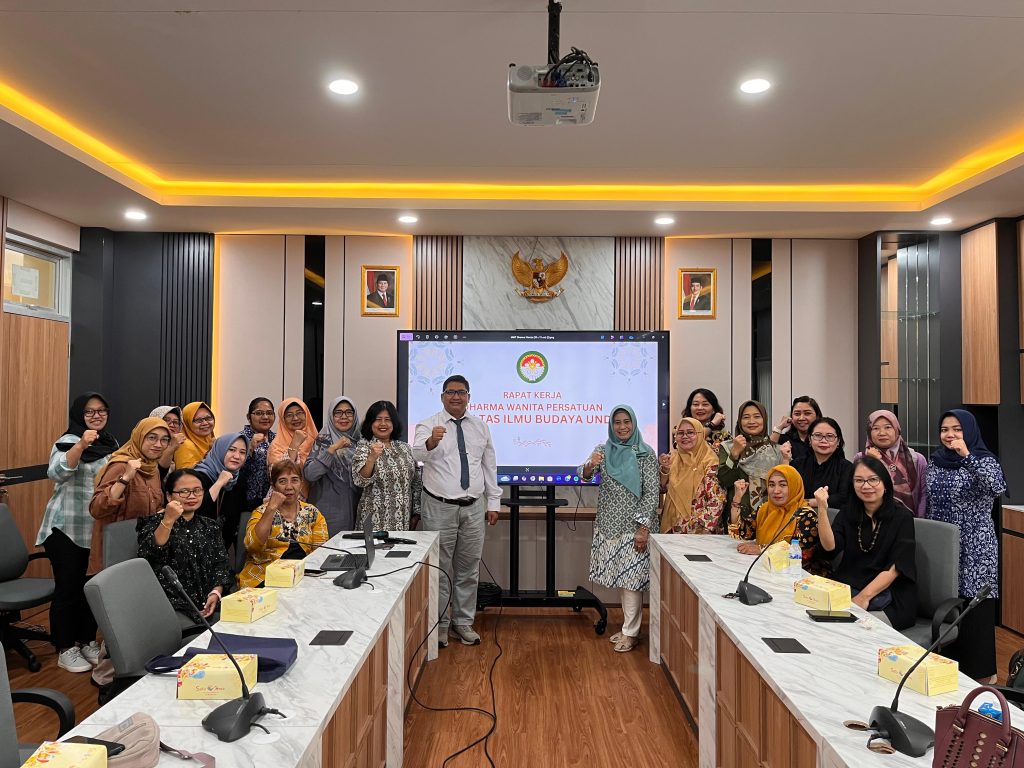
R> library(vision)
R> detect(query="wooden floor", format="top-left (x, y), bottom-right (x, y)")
top-left (9, 605), bottom-right (1024, 767)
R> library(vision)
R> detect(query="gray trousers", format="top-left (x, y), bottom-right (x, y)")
top-left (419, 493), bottom-right (486, 630)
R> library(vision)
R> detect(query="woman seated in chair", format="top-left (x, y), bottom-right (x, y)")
top-left (137, 468), bottom-right (233, 626)
top-left (815, 456), bottom-right (917, 629)
top-left (239, 459), bottom-right (328, 588)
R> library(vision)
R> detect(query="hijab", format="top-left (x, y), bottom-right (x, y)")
top-left (864, 410), bottom-right (918, 511)
top-left (55, 392), bottom-right (119, 463)
top-left (731, 400), bottom-right (771, 460)
top-left (193, 432), bottom-right (250, 491)
top-left (753, 464), bottom-right (805, 547)
top-left (662, 418), bottom-right (719, 532)
top-left (269, 397), bottom-right (318, 465)
top-left (931, 409), bottom-right (998, 470)
top-left (602, 405), bottom-right (653, 498)
top-left (149, 405), bottom-right (182, 423)
top-left (314, 395), bottom-right (361, 482)
top-left (95, 417), bottom-right (167, 487)
top-left (177, 401), bottom-right (216, 468)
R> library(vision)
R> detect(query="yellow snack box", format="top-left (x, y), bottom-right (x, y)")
top-left (176, 653), bottom-right (258, 700)
top-left (23, 741), bottom-right (107, 768)
top-left (265, 558), bottom-right (305, 588)
top-left (792, 574), bottom-right (852, 610)
top-left (759, 541), bottom-right (792, 573)
top-left (877, 644), bottom-right (959, 696)
top-left (220, 587), bottom-right (278, 623)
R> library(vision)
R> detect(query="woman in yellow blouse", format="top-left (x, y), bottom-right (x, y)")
top-left (239, 459), bottom-right (328, 588)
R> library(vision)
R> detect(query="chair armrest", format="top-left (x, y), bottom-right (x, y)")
top-left (992, 686), bottom-right (1024, 711)
top-left (930, 597), bottom-right (964, 645)
top-left (12, 688), bottom-right (75, 736)
top-left (27, 551), bottom-right (52, 562)
top-left (182, 624), bottom-right (207, 642)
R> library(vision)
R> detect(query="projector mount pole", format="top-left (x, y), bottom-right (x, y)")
top-left (547, 1), bottom-right (562, 66)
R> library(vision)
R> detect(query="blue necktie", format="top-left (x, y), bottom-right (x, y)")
top-left (453, 418), bottom-right (470, 490)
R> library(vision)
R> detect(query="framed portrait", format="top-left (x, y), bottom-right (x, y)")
top-left (361, 265), bottom-right (400, 317)
top-left (678, 268), bottom-right (716, 319)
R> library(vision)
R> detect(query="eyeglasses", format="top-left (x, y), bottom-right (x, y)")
top-left (250, 410), bottom-right (274, 418)
top-left (675, 431), bottom-right (698, 439)
top-left (811, 433), bottom-right (838, 443)
top-left (84, 408), bottom-right (109, 417)
top-left (373, 416), bottom-right (393, 424)
top-left (442, 389), bottom-right (469, 397)
top-left (334, 409), bottom-right (355, 417)
top-left (193, 416), bottom-right (215, 425)
top-left (283, 411), bottom-right (305, 421)
top-left (172, 488), bottom-right (204, 498)
top-left (853, 476), bottom-right (883, 487)
top-left (164, 419), bottom-right (181, 428)
top-left (143, 434), bottom-right (172, 446)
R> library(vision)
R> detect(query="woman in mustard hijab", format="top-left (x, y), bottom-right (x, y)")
top-left (659, 418), bottom-right (725, 534)
top-left (579, 405), bottom-right (659, 653)
top-left (730, 464), bottom-right (826, 575)
top-left (174, 402), bottom-right (216, 469)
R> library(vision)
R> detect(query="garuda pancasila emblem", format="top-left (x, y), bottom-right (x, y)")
top-left (511, 251), bottom-right (569, 303)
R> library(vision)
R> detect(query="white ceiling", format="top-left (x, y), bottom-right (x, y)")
top-left (2, 0), bottom-right (1024, 236)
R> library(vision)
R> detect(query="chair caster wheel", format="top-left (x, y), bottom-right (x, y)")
top-left (28, 659), bottom-right (41, 673)
top-left (595, 619), bottom-right (607, 636)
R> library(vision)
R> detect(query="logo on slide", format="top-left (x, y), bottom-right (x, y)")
top-left (516, 351), bottom-right (549, 383)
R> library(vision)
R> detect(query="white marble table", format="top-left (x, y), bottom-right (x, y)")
top-left (68, 532), bottom-right (439, 768)
top-left (650, 534), bottom-right (988, 768)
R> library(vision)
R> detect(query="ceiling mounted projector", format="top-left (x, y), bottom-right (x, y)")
top-left (507, 1), bottom-right (600, 126)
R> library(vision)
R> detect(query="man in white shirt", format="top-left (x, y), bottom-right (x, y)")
top-left (412, 375), bottom-right (501, 648)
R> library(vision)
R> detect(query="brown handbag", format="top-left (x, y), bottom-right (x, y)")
top-left (934, 686), bottom-right (1024, 767)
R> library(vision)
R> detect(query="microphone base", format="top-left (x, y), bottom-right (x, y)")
top-left (737, 580), bottom-right (773, 606)
top-left (202, 692), bottom-right (266, 743)
top-left (869, 705), bottom-right (934, 757)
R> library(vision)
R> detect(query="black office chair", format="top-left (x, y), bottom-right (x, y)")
top-left (2, 641), bottom-right (75, 768)
top-left (234, 511), bottom-right (253, 575)
top-left (0, 505), bottom-right (54, 672)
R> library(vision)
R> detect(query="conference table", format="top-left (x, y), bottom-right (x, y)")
top-left (62, 532), bottom-right (439, 768)
top-left (649, 534), bottom-right (988, 768)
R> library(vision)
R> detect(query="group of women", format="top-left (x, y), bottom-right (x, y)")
top-left (36, 393), bottom-right (422, 674)
top-left (585, 390), bottom-right (1005, 683)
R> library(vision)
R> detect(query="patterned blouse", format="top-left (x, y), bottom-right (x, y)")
top-left (137, 513), bottom-right (233, 622)
top-left (734, 504), bottom-right (828, 576)
top-left (926, 454), bottom-right (1006, 598)
top-left (241, 426), bottom-right (275, 509)
top-left (663, 464), bottom-right (726, 534)
top-left (351, 440), bottom-right (422, 531)
top-left (239, 501), bottom-right (328, 588)
top-left (36, 436), bottom-right (109, 549)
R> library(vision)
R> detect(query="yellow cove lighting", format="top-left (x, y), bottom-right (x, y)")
top-left (3, 79), bottom-right (1024, 206)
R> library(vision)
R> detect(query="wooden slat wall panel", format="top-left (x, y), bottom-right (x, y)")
top-left (880, 260), bottom-right (899, 403)
top-left (961, 224), bottom-right (1000, 404)
top-left (613, 237), bottom-right (664, 330)
top-left (159, 233), bottom-right (214, 405)
top-left (413, 235), bottom-right (462, 330)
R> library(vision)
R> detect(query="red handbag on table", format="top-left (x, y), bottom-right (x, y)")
top-left (934, 686), bottom-right (1024, 767)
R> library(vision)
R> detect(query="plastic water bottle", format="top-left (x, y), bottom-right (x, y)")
top-left (788, 538), bottom-right (802, 575)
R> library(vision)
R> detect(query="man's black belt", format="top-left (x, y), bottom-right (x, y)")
top-left (423, 488), bottom-right (478, 507)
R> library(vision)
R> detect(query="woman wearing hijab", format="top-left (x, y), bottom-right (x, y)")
top-left (681, 388), bottom-right (731, 450)
top-left (926, 409), bottom-right (1006, 682)
top-left (730, 465), bottom-right (825, 575)
top-left (794, 417), bottom-right (853, 510)
top-left (717, 400), bottom-right (790, 532)
top-left (174, 402), bottom-right (216, 469)
top-left (36, 392), bottom-right (119, 673)
top-left (815, 456), bottom-right (917, 628)
top-left (304, 395), bottom-right (361, 536)
top-left (268, 398), bottom-right (317, 485)
top-left (239, 397), bottom-right (276, 511)
top-left (854, 410), bottom-right (928, 517)
top-left (150, 405), bottom-right (186, 469)
top-left (659, 418), bottom-right (725, 534)
top-left (89, 417), bottom-right (171, 574)
top-left (579, 405), bottom-right (659, 653)
top-left (192, 432), bottom-right (250, 547)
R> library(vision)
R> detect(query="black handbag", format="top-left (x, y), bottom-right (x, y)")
top-left (145, 633), bottom-right (298, 682)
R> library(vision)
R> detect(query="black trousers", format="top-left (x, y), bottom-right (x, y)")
top-left (42, 528), bottom-right (98, 650)
top-left (946, 597), bottom-right (997, 680)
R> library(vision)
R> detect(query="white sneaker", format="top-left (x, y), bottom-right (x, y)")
top-left (79, 641), bottom-right (102, 666)
top-left (57, 647), bottom-right (92, 673)
top-left (451, 625), bottom-right (481, 645)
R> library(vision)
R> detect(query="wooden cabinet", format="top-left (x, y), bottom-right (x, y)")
top-left (403, 561), bottom-right (431, 710)
top-left (661, 560), bottom-right (700, 718)
top-left (322, 631), bottom-right (389, 768)
top-left (1002, 507), bottom-right (1024, 634)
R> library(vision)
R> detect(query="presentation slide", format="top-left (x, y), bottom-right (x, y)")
top-left (397, 330), bottom-right (670, 485)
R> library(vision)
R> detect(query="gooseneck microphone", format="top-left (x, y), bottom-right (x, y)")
top-left (868, 583), bottom-right (992, 757)
top-left (159, 565), bottom-right (267, 742)
top-left (735, 510), bottom-right (800, 606)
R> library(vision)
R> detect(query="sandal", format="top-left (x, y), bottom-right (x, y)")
top-left (613, 635), bottom-right (639, 653)
top-left (608, 631), bottom-right (623, 644)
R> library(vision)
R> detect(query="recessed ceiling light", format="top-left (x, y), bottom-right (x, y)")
top-left (311, 300), bottom-right (323, 306)
top-left (124, 210), bottom-right (147, 221)
top-left (654, 216), bottom-right (675, 226)
top-left (328, 79), bottom-right (359, 95)
top-left (398, 215), bottom-right (419, 224)
top-left (740, 78), bottom-right (772, 94)
top-left (930, 215), bottom-right (953, 226)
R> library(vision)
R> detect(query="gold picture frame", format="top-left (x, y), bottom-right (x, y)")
top-left (361, 265), bottom-right (400, 317)
top-left (678, 268), bottom-right (716, 319)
